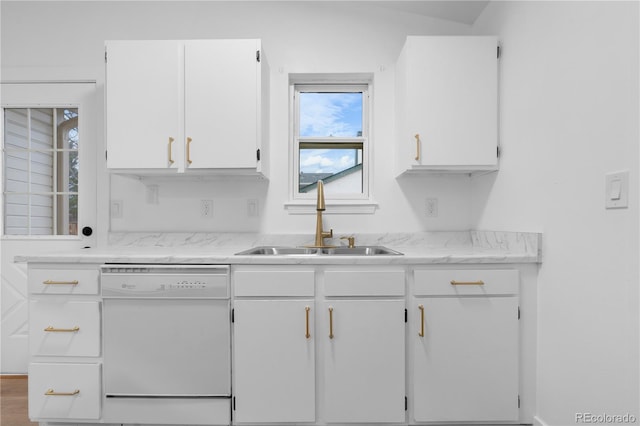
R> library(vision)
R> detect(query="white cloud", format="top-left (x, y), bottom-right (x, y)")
top-left (299, 92), bottom-right (361, 137)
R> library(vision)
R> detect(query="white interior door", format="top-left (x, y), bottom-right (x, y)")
top-left (1, 82), bottom-right (98, 373)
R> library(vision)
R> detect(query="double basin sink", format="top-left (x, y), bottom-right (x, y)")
top-left (235, 246), bottom-right (403, 256)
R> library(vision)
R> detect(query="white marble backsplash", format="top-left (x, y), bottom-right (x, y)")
top-left (108, 230), bottom-right (541, 260)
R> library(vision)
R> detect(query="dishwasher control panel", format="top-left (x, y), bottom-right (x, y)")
top-left (100, 265), bottom-right (230, 299)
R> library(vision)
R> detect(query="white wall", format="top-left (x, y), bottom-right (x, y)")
top-left (471, 1), bottom-right (639, 425)
top-left (1, 1), bottom-right (476, 235)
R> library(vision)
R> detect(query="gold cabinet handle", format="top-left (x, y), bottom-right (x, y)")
top-left (328, 307), bottom-right (334, 339)
top-left (45, 389), bottom-right (80, 396)
top-left (418, 304), bottom-right (425, 337)
top-left (44, 326), bottom-right (80, 333)
top-left (305, 306), bottom-right (311, 339)
top-left (43, 280), bottom-right (78, 285)
top-left (168, 137), bottom-right (175, 164)
top-left (186, 137), bottom-right (193, 165)
top-left (414, 134), bottom-right (421, 161)
top-left (450, 280), bottom-right (485, 285)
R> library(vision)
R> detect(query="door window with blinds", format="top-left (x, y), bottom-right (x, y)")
top-left (3, 108), bottom-right (79, 236)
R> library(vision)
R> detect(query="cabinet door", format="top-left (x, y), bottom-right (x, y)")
top-left (185, 40), bottom-right (259, 169)
top-left (397, 36), bottom-right (498, 172)
top-left (106, 40), bottom-right (181, 169)
top-left (412, 296), bottom-right (519, 422)
top-left (323, 299), bottom-right (405, 423)
top-left (233, 299), bottom-right (315, 423)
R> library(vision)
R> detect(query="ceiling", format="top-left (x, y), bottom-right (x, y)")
top-left (370, 1), bottom-right (490, 25)
top-left (10, 0), bottom-right (490, 26)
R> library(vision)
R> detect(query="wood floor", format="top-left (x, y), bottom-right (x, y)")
top-left (1, 375), bottom-right (38, 426)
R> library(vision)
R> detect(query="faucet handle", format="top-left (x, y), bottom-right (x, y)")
top-left (340, 236), bottom-right (356, 248)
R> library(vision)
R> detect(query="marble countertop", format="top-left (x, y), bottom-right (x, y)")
top-left (16, 231), bottom-right (542, 265)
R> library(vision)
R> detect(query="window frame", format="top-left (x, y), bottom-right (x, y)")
top-left (288, 79), bottom-right (376, 213)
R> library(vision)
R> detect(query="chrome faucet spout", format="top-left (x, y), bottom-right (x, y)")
top-left (313, 180), bottom-right (333, 247)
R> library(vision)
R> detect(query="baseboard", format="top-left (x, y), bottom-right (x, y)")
top-left (0, 374), bottom-right (28, 379)
top-left (534, 415), bottom-right (550, 426)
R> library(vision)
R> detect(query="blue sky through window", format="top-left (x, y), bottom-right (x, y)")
top-left (299, 92), bottom-right (362, 174)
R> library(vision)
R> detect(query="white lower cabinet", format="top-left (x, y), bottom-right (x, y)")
top-left (322, 269), bottom-right (406, 424)
top-left (411, 269), bottom-right (520, 423)
top-left (322, 299), bottom-right (405, 423)
top-left (232, 268), bottom-right (316, 423)
top-left (28, 363), bottom-right (101, 420)
top-left (233, 299), bottom-right (316, 423)
top-left (27, 264), bottom-right (102, 425)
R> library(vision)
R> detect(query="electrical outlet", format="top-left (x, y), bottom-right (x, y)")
top-left (111, 200), bottom-right (123, 219)
top-left (201, 200), bottom-right (213, 218)
top-left (426, 198), bottom-right (438, 217)
top-left (146, 184), bottom-right (159, 204)
top-left (247, 199), bottom-right (259, 217)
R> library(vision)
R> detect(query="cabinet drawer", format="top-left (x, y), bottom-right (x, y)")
top-left (414, 269), bottom-right (518, 296)
top-left (29, 363), bottom-right (101, 420)
top-left (324, 270), bottom-right (405, 296)
top-left (29, 301), bottom-right (100, 357)
top-left (29, 266), bottom-right (99, 295)
top-left (234, 269), bottom-right (314, 297)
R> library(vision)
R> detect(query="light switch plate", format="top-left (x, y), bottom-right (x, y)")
top-left (605, 170), bottom-right (629, 209)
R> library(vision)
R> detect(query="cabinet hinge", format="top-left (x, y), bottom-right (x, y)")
top-left (405, 309), bottom-right (408, 323)
top-left (256, 149), bottom-right (261, 161)
top-left (256, 50), bottom-right (260, 62)
top-left (231, 308), bottom-right (235, 323)
top-left (497, 45), bottom-right (501, 59)
top-left (405, 396), bottom-right (408, 411)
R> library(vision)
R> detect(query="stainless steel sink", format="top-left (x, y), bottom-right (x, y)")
top-left (322, 246), bottom-right (403, 256)
top-left (235, 247), bottom-right (320, 256)
top-left (235, 246), bottom-right (403, 256)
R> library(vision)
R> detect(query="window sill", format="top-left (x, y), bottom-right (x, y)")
top-left (284, 200), bottom-right (379, 215)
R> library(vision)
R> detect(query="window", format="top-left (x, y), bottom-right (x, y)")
top-left (292, 83), bottom-right (370, 203)
top-left (3, 108), bottom-right (79, 235)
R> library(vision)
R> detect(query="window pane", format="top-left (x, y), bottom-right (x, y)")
top-left (57, 194), bottom-right (78, 236)
top-left (4, 109), bottom-right (29, 149)
top-left (3, 107), bottom-right (79, 236)
top-left (299, 92), bottom-right (363, 137)
top-left (299, 143), bottom-right (363, 194)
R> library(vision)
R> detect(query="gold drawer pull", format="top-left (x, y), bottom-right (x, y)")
top-left (414, 133), bottom-right (421, 161)
top-left (418, 304), bottom-right (425, 337)
top-left (328, 307), bottom-right (334, 339)
top-left (450, 280), bottom-right (485, 285)
top-left (44, 326), bottom-right (80, 333)
top-left (43, 280), bottom-right (78, 285)
top-left (187, 137), bottom-right (193, 164)
top-left (45, 389), bottom-right (80, 396)
top-left (168, 137), bottom-right (175, 164)
top-left (305, 306), bottom-right (311, 339)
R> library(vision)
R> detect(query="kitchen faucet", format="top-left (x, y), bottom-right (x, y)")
top-left (312, 180), bottom-right (334, 247)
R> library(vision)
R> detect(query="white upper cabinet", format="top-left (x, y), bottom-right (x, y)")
top-left (105, 39), bottom-right (267, 176)
top-left (395, 36), bottom-right (499, 175)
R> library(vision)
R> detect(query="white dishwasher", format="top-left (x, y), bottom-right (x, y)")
top-left (101, 264), bottom-right (231, 425)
